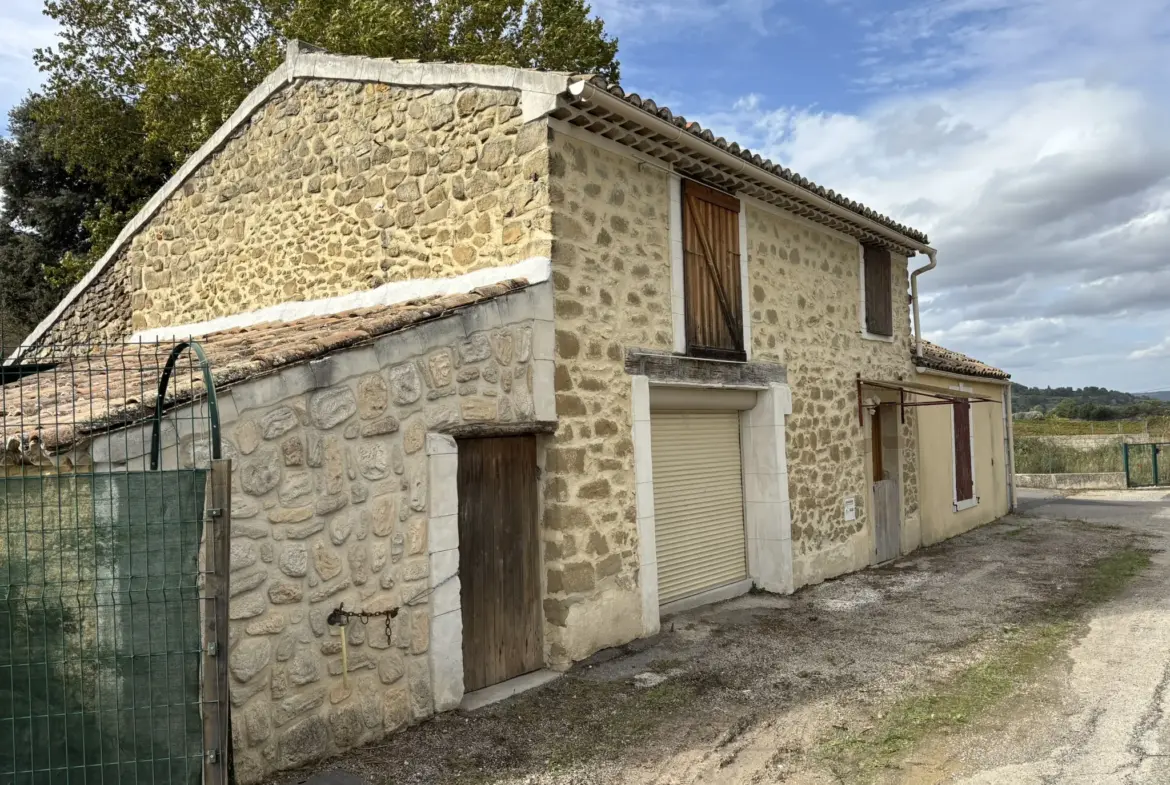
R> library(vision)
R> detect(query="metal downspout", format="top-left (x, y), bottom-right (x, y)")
top-left (1004, 384), bottom-right (1016, 512)
top-left (910, 250), bottom-right (937, 358)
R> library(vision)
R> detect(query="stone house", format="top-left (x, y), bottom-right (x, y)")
top-left (912, 342), bottom-right (1014, 547)
top-left (11, 42), bottom-right (1011, 780)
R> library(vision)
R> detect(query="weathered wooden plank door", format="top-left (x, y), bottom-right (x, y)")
top-left (871, 405), bottom-right (901, 563)
top-left (457, 436), bottom-right (542, 692)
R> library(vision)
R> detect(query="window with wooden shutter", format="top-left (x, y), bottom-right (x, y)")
top-left (682, 180), bottom-right (745, 361)
top-left (863, 244), bottom-right (893, 337)
top-left (953, 400), bottom-right (974, 502)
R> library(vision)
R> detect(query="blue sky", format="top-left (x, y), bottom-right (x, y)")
top-left (4, 0), bottom-right (1170, 392)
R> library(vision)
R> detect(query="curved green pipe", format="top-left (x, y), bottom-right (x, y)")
top-left (149, 340), bottom-right (221, 470)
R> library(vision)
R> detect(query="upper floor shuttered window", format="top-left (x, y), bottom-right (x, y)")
top-left (682, 180), bottom-right (745, 361)
top-left (863, 244), bottom-right (894, 337)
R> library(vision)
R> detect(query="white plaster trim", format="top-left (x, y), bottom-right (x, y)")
top-left (738, 198), bottom-right (751, 361)
top-left (14, 44), bottom-right (574, 359)
top-left (128, 257), bottom-right (551, 343)
top-left (634, 379), bottom-right (794, 637)
top-left (427, 432), bottom-right (464, 713)
top-left (669, 175), bottom-right (686, 354)
top-left (630, 375), bottom-right (660, 636)
top-left (547, 118), bottom-right (664, 168)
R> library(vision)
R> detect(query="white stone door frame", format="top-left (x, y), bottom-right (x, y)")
top-left (425, 432), bottom-right (463, 712)
top-left (631, 376), bottom-right (794, 637)
top-left (424, 428), bottom-right (552, 713)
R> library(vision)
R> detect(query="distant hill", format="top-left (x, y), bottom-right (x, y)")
top-left (1012, 383), bottom-right (1170, 421)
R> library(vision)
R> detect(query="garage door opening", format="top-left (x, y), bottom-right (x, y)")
top-left (650, 409), bottom-right (748, 604)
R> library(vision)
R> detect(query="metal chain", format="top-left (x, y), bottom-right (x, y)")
top-left (325, 570), bottom-right (460, 642)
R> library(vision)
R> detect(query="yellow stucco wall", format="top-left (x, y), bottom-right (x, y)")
top-left (914, 376), bottom-right (1010, 546)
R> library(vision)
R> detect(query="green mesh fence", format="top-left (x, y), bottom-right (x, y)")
top-left (0, 470), bottom-right (207, 784)
top-left (1125, 443), bottom-right (1170, 488)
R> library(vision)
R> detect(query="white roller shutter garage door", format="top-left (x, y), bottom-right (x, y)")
top-left (651, 410), bottom-right (747, 604)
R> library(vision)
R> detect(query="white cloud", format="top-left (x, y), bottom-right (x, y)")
top-left (686, 0), bottom-right (1170, 389)
top-left (0, 1), bottom-right (55, 85)
top-left (1130, 337), bottom-right (1170, 361)
top-left (0, 0), bottom-right (56, 135)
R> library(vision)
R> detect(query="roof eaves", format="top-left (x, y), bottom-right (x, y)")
top-left (567, 75), bottom-right (930, 248)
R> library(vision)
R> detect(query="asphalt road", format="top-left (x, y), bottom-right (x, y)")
top-left (954, 487), bottom-right (1170, 785)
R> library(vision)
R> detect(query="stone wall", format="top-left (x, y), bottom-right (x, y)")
top-left (543, 128), bottom-right (924, 655)
top-left (92, 286), bottom-right (554, 783)
top-left (745, 206), bottom-right (919, 587)
top-left (542, 130), bottom-right (674, 666)
top-left (42, 79), bottom-right (551, 345)
top-left (1015, 472), bottom-right (1127, 490)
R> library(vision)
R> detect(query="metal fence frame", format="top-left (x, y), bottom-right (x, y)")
top-left (1124, 443), bottom-right (1170, 488)
top-left (0, 337), bottom-right (232, 784)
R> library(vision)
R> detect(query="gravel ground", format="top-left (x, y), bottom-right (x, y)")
top-left (273, 508), bottom-right (1146, 785)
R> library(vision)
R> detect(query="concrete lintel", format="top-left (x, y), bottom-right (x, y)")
top-left (625, 349), bottom-right (786, 388)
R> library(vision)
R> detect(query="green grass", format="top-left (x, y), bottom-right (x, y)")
top-left (817, 546), bottom-right (1153, 783)
top-left (1014, 437), bottom-right (1124, 474)
top-left (1014, 417), bottom-right (1170, 437)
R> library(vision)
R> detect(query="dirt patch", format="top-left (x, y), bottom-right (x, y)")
top-left (820, 547), bottom-right (1153, 784)
top-left (271, 516), bottom-right (1143, 785)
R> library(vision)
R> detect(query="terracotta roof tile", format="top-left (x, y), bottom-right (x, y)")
top-left (1, 279), bottom-right (530, 453)
top-left (571, 75), bottom-right (929, 246)
top-left (916, 341), bottom-right (1009, 380)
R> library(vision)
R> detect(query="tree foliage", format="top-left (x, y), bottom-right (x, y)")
top-left (35, 0), bottom-right (620, 164)
top-left (0, 0), bottom-right (619, 344)
top-left (1012, 383), bottom-right (1170, 421)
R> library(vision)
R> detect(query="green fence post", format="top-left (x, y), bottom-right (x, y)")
top-left (1123, 443), bottom-right (1130, 487)
top-left (1155, 445), bottom-right (1161, 487)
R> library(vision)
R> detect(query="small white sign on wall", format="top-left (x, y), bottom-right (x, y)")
top-left (844, 497), bottom-right (857, 522)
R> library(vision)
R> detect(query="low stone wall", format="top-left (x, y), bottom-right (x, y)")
top-left (1015, 472), bottom-right (1128, 490)
top-left (1030, 434), bottom-right (1153, 451)
top-left (89, 284), bottom-right (555, 783)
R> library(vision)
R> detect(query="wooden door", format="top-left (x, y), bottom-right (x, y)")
top-left (871, 405), bottom-right (901, 563)
top-left (457, 436), bottom-right (542, 692)
top-left (873, 480), bottom-right (901, 563)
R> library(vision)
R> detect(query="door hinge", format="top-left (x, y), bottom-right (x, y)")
top-left (207, 507), bottom-right (224, 518)
top-left (207, 642), bottom-right (219, 656)
top-left (206, 749), bottom-right (220, 764)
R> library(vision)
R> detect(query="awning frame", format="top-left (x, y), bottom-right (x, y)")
top-left (856, 374), bottom-right (998, 425)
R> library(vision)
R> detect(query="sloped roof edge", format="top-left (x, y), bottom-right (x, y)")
top-left (5, 277), bottom-right (536, 452)
top-left (915, 341), bottom-right (1010, 381)
top-left (14, 43), bottom-right (573, 359)
top-left (19, 41), bottom-right (932, 358)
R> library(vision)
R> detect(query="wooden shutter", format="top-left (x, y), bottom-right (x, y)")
top-left (953, 401), bottom-right (974, 502)
top-left (651, 410), bottom-right (747, 603)
top-left (864, 244), bottom-right (893, 336)
top-left (682, 180), bottom-right (744, 360)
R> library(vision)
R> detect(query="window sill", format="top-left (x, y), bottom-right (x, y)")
top-left (861, 331), bottom-right (896, 343)
top-left (954, 497), bottom-right (979, 512)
